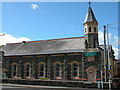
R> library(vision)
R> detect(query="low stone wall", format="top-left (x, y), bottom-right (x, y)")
top-left (2, 79), bottom-right (111, 89)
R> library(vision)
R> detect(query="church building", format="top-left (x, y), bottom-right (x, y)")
top-left (2, 3), bottom-right (115, 82)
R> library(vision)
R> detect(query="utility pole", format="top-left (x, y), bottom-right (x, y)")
top-left (103, 25), bottom-right (107, 82)
top-left (106, 25), bottom-right (111, 89)
top-left (101, 70), bottom-right (103, 89)
top-left (102, 23), bottom-right (117, 88)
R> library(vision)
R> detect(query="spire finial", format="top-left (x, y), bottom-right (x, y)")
top-left (88, 0), bottom-right (91, 7)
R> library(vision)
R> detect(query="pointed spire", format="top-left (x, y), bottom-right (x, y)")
top-left (88, 0), bottom-right (91, 8)
top-left (84, 2), bottom-right (98, 24)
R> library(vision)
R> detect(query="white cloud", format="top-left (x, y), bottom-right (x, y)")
top-left (31, 4), bottom-right (39, 9)
top-left (98, 31), bottom-right (104, 44)
top-left (112, 36), bottom-right (120, 46)
top-left (98, 31), bottom-right (119, 59)
top-left (0, 33), bottom-right (30, 45)
top-left (31, 4), bottom-right (45, 14)
top-left (113, 47), bottom-right (120, 59)
top-left (98, 31), bottom-right (112, 45)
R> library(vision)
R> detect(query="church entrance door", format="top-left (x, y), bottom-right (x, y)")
top-left (86, 67), bottom-right (96, 82)
top-left (88, 71), bottom-right (95, 81)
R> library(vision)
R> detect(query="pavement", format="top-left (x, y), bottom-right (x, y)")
top-left (0, 83), bottom-right (113, 90)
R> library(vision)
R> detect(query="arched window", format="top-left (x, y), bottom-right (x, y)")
top-left (11, 63), bottom-right (18, 77)
top-left (25, 63), bottom-right (31, 77)
top-left (71, 61), bottom-right (79, 78)
top-left (85, 28), bottom-right (86, 33)
top-left (39, 64), bottom-right (45, 77)
top-left (94, 27), bottom-right (96, 32)
top-left (89, 27), bottom-right (91, 32)
top-left (72, 63), bottom-right (79, 77)
top-left (38, 62), bottom-right (46, 77)
top-left (26, 64), bottom-right (30, 77)
top-left (55, 63), bottom-right (61, 77)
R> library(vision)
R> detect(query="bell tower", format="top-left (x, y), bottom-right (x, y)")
top-left (84, 2), bottom-right (99, 49)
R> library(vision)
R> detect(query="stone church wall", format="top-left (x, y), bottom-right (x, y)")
top-left (2, 52), bottom-right (101, 81)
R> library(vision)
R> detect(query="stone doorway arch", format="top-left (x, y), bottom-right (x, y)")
top-left (86, 67), bottom-right (97, 82)
top-left (2, 68), bottom-right (8, 79)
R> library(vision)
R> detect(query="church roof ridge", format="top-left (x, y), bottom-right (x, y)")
top-left (6, 37), bottom-right (84, 45)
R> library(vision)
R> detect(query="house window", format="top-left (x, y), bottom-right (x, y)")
top-left (25, 64), bottom-right (31, 77)
top-left (94, 27), bottom-right (96, 32)
top-left (72, 63), bottom-right (79, 77)
top-left (55, 64), bottom-right (61, 77)
top-left (39, 64), bottom-right (44, 77)
top-left (12, 64), bottom-right (18, 77)
top-left (89, 27), bottom-right (91, 32)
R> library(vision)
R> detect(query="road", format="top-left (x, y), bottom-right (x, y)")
top-left (2, 87), bottom-right (111, 90)
top-left (1, 84), bottom-right (113, 90)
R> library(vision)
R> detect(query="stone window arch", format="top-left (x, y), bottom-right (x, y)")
top-left (11, 63), bottom-right (18, 77)
top-left (89, 27), bottom-right (91, 32)
top-left (70, 61), bottom-right (79, 78)
top-left (24, 63), bottom-right (31, 78)
top-left (54, 62), bottom-right (62, 78)
top-left (38, 62), bottom-right (46, 78)
top-left (86, 67), bottom-right (97, 82)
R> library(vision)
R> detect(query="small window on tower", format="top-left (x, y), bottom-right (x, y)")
top-left (89, 27), bottom-right (91, 32)
top-left (94, 27), bottom-right (96, 32)
top-left (85, 28), bottom-right (86, 33)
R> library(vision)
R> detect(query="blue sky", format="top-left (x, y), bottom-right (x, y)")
top-left (1, 2), bottom-right (119, 58)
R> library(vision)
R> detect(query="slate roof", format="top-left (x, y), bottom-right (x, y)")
top-left (99, 45), bottom-right (113, 51)
top-left (2, 37), bottom-right (85, 56)
top-left (84, 7), bottom-right (98, 24)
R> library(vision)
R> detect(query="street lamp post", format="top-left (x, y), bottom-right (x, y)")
top-left (105, 23), bottom-right (117, 89)
top-left (103, 25), bottom-right (107, 82)
top-left (103, 24), bottom-right (112, 89)
top-left (106, 25), bottom-right (111, 89)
